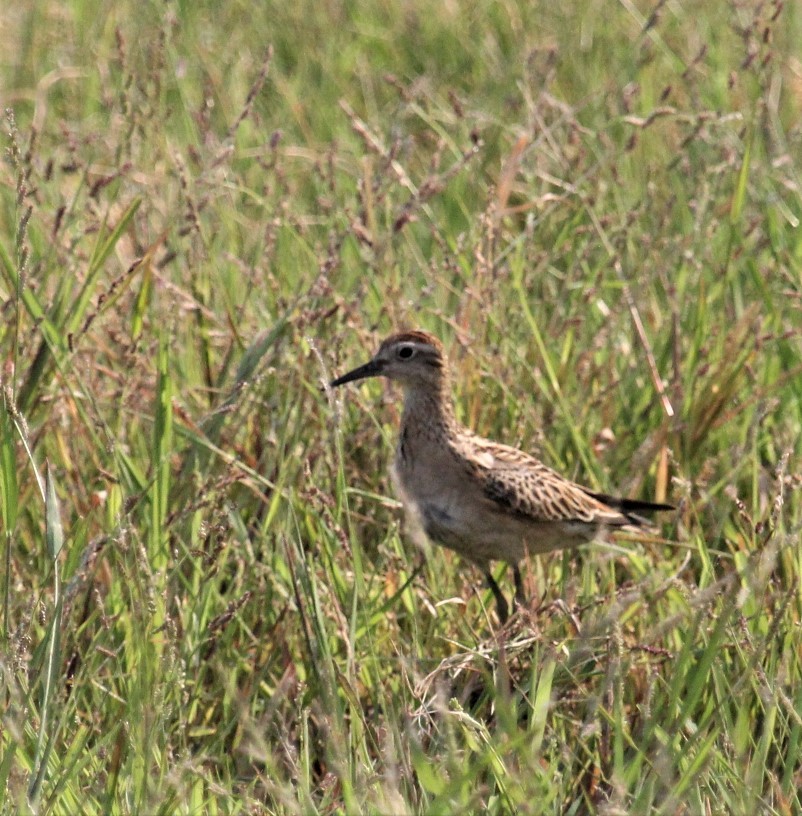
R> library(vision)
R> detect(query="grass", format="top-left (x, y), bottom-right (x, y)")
top-left (2, 0), bottom-right (802, 812)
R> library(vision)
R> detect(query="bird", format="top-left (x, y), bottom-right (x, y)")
top-left (330, 330), bottom-right (673, 624)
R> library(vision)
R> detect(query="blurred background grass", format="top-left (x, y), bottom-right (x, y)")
top-left (2, 0), bottom-right (802, 813)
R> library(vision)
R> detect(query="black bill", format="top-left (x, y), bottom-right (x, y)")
top-left (330, 358), bottom-right (383, 387)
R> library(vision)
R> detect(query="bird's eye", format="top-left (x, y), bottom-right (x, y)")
top-left (397, 345), bottom-right (415, 360)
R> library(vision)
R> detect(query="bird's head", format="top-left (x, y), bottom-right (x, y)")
top-left (331, 330), bottom-right (447, 391)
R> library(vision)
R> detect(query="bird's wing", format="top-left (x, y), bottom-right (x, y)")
top-left (461, 436), bottom-right (629, 526)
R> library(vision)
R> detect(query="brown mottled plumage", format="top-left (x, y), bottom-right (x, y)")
top-left (331, 330), bottom-right (672, 623)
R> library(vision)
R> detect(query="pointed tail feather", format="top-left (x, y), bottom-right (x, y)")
top-left (583, 490), bottom-right (674, 527)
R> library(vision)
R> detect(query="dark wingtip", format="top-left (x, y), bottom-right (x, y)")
top-left (585, 490), bottom-right (673, 512)
top-left (583, 489), bottom-right (674, 524)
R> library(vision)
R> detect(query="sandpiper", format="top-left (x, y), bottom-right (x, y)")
top-left (331, 330), bottom-right (672, 623)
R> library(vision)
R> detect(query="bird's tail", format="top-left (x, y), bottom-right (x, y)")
top-left (583, 490), bottom-right (674, 527)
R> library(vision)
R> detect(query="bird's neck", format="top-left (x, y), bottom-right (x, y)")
top-left (400, 381), bottom-right (458, 440)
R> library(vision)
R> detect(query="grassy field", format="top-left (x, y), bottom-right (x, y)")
top-left (2, 0), bottom-right (802, 812)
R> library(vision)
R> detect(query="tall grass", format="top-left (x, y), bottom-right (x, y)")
top-left (1, 0), bottom-right (802, 812)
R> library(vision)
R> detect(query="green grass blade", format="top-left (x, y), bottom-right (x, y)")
top-left (0, 396), bottom-right (18, 637)
top-left (44, 463), bottom-right (64, 561)
top-left (66, 197), bottom-right (143, 337)
top-left (28, 464), bottom-right (64, 806)
top-left (729, 135), bottom-right (752, 228)
top-left (150, 328), bottom-right (173, 569)
top-left (130, 262), bottom-right (152, 342)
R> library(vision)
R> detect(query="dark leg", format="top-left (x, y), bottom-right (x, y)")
top-left (512, 564), bottom-right (526, 611)
top-left (485, 571), bottom-right (509, 625)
